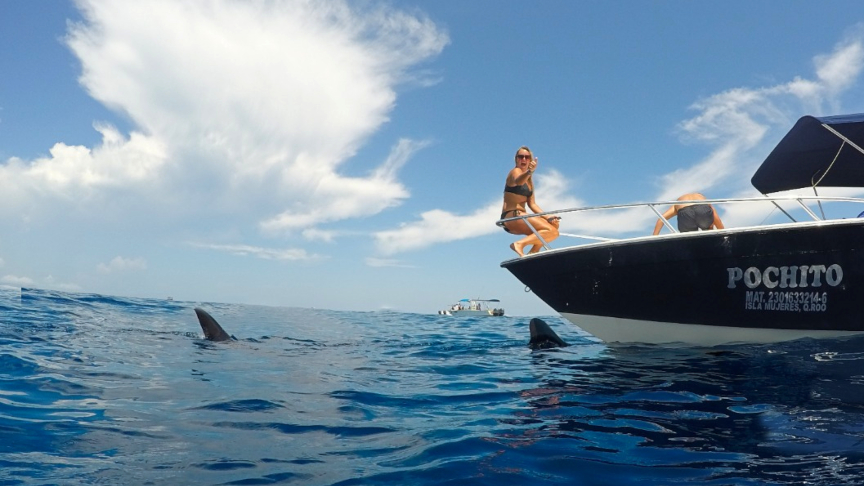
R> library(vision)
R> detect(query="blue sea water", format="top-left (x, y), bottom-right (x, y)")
top-left (2, 288), bottom-right (864, 485)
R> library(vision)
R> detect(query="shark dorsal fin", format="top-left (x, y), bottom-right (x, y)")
top-left (528, 318), bottom-right (568, 349)
top-left (194, 308), bottom-right (233, 342)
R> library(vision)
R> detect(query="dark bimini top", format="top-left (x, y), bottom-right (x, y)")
top-left (504, 183), bottom-right (532, 198)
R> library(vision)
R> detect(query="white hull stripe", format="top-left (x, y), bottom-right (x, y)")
top-left (559, 312), bottom-right (864, 346)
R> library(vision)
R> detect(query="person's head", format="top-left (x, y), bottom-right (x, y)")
top-left (514, 146), bottom-right (533, 168)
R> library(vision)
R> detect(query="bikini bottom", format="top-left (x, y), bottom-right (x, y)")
top-left (500, 209), bottom-right (522, 234)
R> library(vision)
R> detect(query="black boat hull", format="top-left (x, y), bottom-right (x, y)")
top-left (502, 220), bottom-right (864, 344)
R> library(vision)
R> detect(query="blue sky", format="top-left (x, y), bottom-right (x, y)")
top-left (1, 1), bottom-right (863, 316)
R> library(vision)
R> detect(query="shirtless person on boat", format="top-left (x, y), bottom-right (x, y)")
top-left (501, 146), bottom-right (559, 256)
top-left (652, 193), bottom-right (725, 235)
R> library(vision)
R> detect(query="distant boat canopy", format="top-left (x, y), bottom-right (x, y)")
top-left (751, 113), bottom-right (864, 194)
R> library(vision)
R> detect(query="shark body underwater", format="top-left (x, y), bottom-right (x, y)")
top-left (193, 308), bottom-right (567, 348)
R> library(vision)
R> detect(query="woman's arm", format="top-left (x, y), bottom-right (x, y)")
top-left (508, 157), bottom-right (537, 185)
top-left (507, 167), bottom-right (533, 187)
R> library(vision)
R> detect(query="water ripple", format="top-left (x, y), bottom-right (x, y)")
top-left (2, 289), bottom-right (864, 484)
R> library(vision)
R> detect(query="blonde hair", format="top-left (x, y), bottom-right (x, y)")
top-left (514, 146), bottom-right (533, 161)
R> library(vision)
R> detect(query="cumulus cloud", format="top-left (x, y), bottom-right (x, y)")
top-left (259, 139), bottom-right (427, 233)
top-left (0, 0), bottom-right (448, 237)
top-left (373, 204), bottom-right (499, 255)
top-left (0, 125), bottom-right (166, 215)
top-left (97, 256), bottom-right (147, 274)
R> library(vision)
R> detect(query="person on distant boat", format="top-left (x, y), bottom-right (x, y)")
top-left (652, 193), bottom-right (725, 235)
top-left (500, 146), bottom-right (560, 256)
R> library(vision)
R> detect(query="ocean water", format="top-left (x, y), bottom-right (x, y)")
top-left (2, 288), bottom-right (864, 485)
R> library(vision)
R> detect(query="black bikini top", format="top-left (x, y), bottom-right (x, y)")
top-left (504, 183), bottom-right (532, 197)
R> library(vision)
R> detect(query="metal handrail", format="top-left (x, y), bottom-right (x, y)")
top-left (497, 195), bottom-right (864, 251)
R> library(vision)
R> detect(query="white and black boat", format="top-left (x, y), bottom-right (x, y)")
top-left (499, 114), bottom-right (864, 345)
top-left (438, 298), bottom-right (505, 317)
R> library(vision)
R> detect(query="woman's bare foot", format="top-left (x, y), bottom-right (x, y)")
top-left (510, 242), bottom-right (525, 257)
top-left (527, 245), bottom-right (541, 254)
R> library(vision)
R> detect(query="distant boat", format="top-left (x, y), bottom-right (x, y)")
top-left (438, 298), bottom-right (504, 317)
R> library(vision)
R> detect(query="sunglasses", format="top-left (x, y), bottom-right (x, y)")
top-left (516, 154), bottom-right (532, 160)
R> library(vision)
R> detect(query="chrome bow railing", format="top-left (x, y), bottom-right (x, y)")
top-left (497, 195), bottom-right (864, 252)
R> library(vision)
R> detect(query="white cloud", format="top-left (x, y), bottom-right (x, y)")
top-left (259, 138), bottom-right (428, 233)
top-left (97, 256), bottom-right (147, 274)
top-left (301, 228), bottom-right (339, 243)
top-left (0, 125), bottom-right (167, 215)
top-left (1, 275), bottom-right (34, 286)
top-left (365, 257), bottom-right (416, 268)
top-left (190, 243), bottom-right (321, 261)
top-left (374, 203), bottom-right (499, 255)
top-left (0, 0), bottom-right (448, 238)
top-left (814, 35), bottom-right (864, 96)
top-left (43, 275), bottom-right (83, 292)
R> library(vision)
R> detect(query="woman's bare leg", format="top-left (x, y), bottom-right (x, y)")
top-left (524, 229), bottom-right (557, 255)
top-left (510, 218), bottom-right (559, 256)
